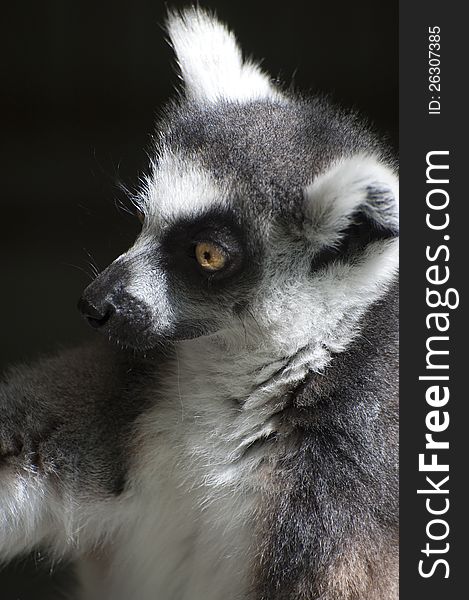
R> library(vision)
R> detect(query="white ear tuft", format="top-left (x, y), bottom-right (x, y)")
top-left (166, 8), bottom-right (279, 103)
top-left (304, 155), bottom-right (399, 248)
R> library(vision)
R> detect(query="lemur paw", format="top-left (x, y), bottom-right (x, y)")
top-left (0, 420), bottom-right (56, 473)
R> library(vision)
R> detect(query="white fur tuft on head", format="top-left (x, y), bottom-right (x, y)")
top-left (303, 154), bottom-right (399, 249)
top-left (166, 8), bottom-right (280, 103)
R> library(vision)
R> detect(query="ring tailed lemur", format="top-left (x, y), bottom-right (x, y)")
top-left (0, 8), bottom-right (398, 600)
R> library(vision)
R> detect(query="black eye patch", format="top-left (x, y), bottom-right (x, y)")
top-left (159, 208), bottom-right (251, 288)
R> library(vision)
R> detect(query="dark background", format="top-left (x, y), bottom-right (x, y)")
top-left (0, 0), bottom-right (397, 596)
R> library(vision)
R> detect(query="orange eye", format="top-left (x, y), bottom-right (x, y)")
top-left (136, 210), bottom-right (145, 224)
top-left (195, 241), bottom-right (227, 271)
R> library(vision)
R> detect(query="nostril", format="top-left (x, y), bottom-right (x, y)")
top-left (77, 297), bottom-right (115, 329)
top-left (86, 307), bottom-right (114, 329)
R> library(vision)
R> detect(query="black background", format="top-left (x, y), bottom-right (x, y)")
top-left (0, 0), bottom-right (397, 596)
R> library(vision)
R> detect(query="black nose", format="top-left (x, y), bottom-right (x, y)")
top-left (77, 296), bottom-right (115, 329)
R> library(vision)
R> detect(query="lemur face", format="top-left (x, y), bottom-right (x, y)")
top-left (79, 10), bottom-right (399, 353)
top-left (79, 158), bottom-right (263, 349)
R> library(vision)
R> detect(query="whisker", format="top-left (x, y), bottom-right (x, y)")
top-left (114, 197), bottom-right (136, 217)
top-left (82, 249), bottom-right (100, 278)
top-left (62, 263), bottom-right (95, 282)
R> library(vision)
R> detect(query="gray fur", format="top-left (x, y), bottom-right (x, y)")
top-left (0, 7), bottom-right (398, 599)
top-left (1, 342), bottom-right (157, 497)
top-left (254, 283), bottom-right (399, 599)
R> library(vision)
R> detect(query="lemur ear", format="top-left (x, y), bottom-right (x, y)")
top-left (166, 8), bottom-right (279, 103)
top-left (303, 155), bottom-right (399, 250)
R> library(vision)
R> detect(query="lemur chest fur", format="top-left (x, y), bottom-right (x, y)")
top-left (80, 338), bottom-right (303, 600)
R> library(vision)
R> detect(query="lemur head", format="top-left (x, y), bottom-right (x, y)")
top-left (79, 8), bottom-right (398, 357)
